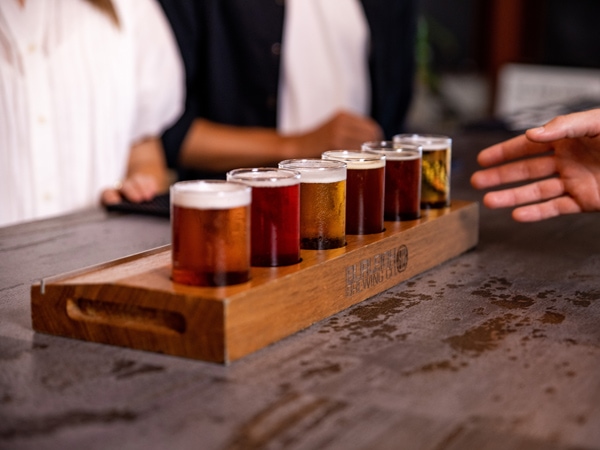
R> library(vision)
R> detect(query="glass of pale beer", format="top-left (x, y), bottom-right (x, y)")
top-left (393, 134), bottom-right (452, 209)
top-left (170, 180), bottom-right (251, 287)
top-left (278, 159), bottom-right (346, 250)
top-left (227, 168), bottom-right (301, 267)
top-left (362, 141), bottom-right (422, 221)
top-left (321, 150), bottom-right (385, 234)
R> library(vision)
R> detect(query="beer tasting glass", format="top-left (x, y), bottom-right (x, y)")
top-left (227, 168), bottom-right (301, 267)
top-left (321, 150), bottom-right (385, 234)
top-left (171, 180), bottom-right (251, 287)
top-left (362, 141), bottom-right (422, 221)
top-left (393, 134), bottom-right (452, 209)
top-left (278, 159), bottom-right (347, 250)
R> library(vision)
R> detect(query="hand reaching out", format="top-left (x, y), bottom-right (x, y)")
top-left (471, 109), bottom-right (600, 222)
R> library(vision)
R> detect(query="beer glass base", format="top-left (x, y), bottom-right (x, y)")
top-left (301, 237), bottom-right (346, 250)
top-left (421, 201), bottom-right (451, 209)
top-left (346, 228), bottom-right (384, 235)
top-left (251, 255), bottom-right (301, 267)
top-left (385, 212), bottom-right (421, 221)
top-left (172, 270), bottom-right (250, 287)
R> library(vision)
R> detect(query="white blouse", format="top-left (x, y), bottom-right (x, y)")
top-left (0, 0), bottom-right (184, 227)
top-left (278, 0), bottom-right (370, 135)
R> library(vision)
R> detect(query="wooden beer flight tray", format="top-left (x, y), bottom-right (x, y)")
top-left (31, 200), bottom-right (478, 364)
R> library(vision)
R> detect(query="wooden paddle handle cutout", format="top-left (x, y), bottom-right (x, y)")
top-left (66, 297), bottom-right (187, 335)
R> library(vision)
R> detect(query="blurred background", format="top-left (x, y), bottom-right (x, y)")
top-left (410, 0), bottom-right (600, 133)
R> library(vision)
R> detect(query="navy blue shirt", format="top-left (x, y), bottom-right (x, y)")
top-left (158, 0), bottom-right (417, 180)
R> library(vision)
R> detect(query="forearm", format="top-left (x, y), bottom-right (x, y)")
top-left (179, 119), bottom-right (293, 172)
top-left (127, 137), bottom-right (169, 191)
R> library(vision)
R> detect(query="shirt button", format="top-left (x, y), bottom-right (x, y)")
top-left (271, 43), bottom-right (281, 56)
top-left (28, 44), bottom-right (36, 53)
top-left (38, 115), bottom-right (47, 124)
top-left (43, 192), bottom-right (53, 202)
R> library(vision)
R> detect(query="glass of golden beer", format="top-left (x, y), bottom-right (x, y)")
top-left (171, 180), bottom-right (251, 287)
top-left (227, 168), bottom-right (301, 267)
top-left (321, 150), bottom-right (385, 234)
top-left (278, 159), bottom-right (346, 250)
top-left (362, 141), bottom-right (422, 221)
top-left (393, 134), bottom-right (452, 209)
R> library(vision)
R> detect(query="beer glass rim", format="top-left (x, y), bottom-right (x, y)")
top-left (392, 133), bottom-right (452, 147)
top-left (278, 158), bottom-right (346, 183)
top-left (226, 167), bottom-right (301, 187)
top-left (279, 158), bottom-right (346, 170)
top-left (171, 179), bottom-right (251, 209)
top-left (322, 150), bottom-right (385, 170)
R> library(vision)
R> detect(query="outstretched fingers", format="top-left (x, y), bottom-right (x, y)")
top-left (476, 134), bottom-right (553, 168)
top-left (512, 196), bottom-right (584, 222)
top-left (471, 155), bottom-right (557, 189)
top-left (482, 177), bottom-right (565, 209)
top-left (526, 109), bottom-right (600, 142)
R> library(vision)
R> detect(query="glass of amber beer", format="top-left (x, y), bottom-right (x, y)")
top-left (321, 150), bottom-right (385, 234)
top-left (170, 180), bottom-right (251, 287)
top-left (393, 134), bottom-right (452, 209)
top-left (278, 159), bottom-right (346, 250)
top-left (227, 168), bottom-right (301, 267)
top-left (362, 141), bottom-right (422, 221)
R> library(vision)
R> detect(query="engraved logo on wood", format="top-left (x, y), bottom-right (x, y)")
top-left (345, 245), bottom-right (408, 297)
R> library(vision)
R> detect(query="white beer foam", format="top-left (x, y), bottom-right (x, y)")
top-left (323, 151), bottom-right (386, 170)
top-left (384, 151), bottom-right (421, 161)
top-left (171, 181), bottom-right (251, 209)
top-left (228, 169), bottom-right (300, 188)
top-left (279, 159), bottom-right (346, 184)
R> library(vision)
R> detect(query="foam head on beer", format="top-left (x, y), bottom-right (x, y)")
top-left (171, 180), bottom-right (251, 210)
top-left (278, 158), bottom-right (346, 183)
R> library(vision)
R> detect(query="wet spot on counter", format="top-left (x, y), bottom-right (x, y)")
top-left (574, 415), bottom-right (587, 425)
top-left (568, 290), bottom-right (600, 307)
top-left (491, 295), bottom-right (535, 310)
top-left (444, 314), bottom-right (518, 355)
top-left (472, 307), bottom-right (487, 316)
top-left (471, 278), bottom-right (513, 300)
top-left (301, 362), bottom-right (342, 379)
top-left (0, 409), bottom-right (138, 440)
top-left (112, 359), bottom-right (165, 379)
top-left (226, 392), bottom-right (346, 449)
top-left (537, 290), bottom-right (557, 299)
top-left (539, 310), bottom-right (565, 324)
top-left (323, 292), bottom-right (427, 341)
top-left (403, 359), bottom-right (468, 375)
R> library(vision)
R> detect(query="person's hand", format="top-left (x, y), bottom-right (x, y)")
top-left (297, 110), bottom-right (384, 156)
top-left (101, 173), bottom-right (160, 205)
top-left (471, 109), bottom-right (600, 222)
top-left (101, 137), bottom-right (168, 205)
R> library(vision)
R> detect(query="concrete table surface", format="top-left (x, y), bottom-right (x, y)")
top-left (1, 131), bottom-right (599, 450)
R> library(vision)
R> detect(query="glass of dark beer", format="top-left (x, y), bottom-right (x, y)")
top-left (393, 134), bottom-right (452, 209)
top-left (362, 141), bottom-right (422, 221)
top-left (170, 180), bottom-right (251, 287)
top-left (227, 168), bottom-right (301, 267)
top-left (321, 150), bottom-right (385, 234)
top-left (278, 159), bottom-right (347, 250)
